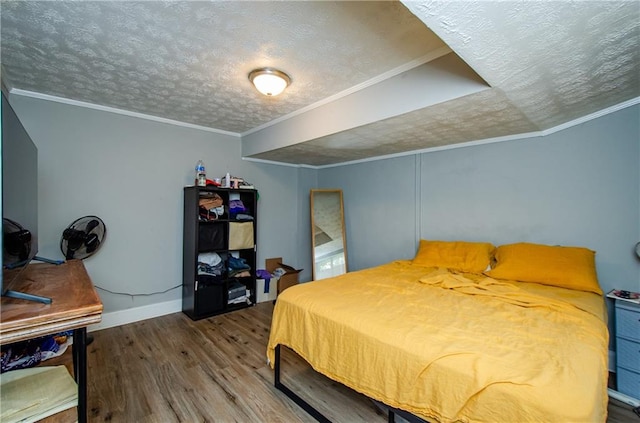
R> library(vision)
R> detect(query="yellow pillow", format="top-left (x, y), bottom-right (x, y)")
top-left (485, 242), bottom-right (602, 294)
top-left (412, 240), bottom-right (495, 273)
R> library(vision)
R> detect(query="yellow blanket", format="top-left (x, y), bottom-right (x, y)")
top-left (266, 261), bottom-right (609, 423)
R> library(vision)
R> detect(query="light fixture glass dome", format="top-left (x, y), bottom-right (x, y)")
top-left (249, 68), bottom-right (291, 96)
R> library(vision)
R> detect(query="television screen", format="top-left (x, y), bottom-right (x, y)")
top-left (1, 91), bottom-right (39, 291)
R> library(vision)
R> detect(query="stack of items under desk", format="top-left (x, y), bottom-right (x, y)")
top-left (1, 365), bottom-right (78, 422)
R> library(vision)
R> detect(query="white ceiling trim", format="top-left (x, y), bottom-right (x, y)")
top-left (241, 156), bottom-right (316, 169)
top-left (8, 88), bottom-right (241, 137)
top-left (8, 46), bottom-right (453, 141)
top-left (540, 96), bottom-right (640, 137)
top-left (241, 46), bottom-right (453, 137)
top-left (10, 88), bottom-right (638, 172)
top-left (243, 96), bottom-right (640, 170)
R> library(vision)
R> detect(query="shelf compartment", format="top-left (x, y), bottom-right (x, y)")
top-left (198, 222), bottom-right (227, 252)
top-left (195, 275), bottom-right (226, 315)
top-left (227, 278), bottom-right (249, 306)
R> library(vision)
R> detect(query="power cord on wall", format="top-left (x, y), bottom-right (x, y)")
top-left (95, 284), bottom-right (181, 300)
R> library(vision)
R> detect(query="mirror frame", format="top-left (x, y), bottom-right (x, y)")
top-left (310, 189), bottom-right (348, 281)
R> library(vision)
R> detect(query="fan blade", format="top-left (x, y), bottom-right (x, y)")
top-left (85, 233), bottom-right (100, 253)
top-left (85, 219), bottom-right (100, 234)
top-left (63, 228), bottom-right (86, 250)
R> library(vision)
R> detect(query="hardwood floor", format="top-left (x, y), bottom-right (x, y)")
top-left (43, 301), bottom-right (638, 422)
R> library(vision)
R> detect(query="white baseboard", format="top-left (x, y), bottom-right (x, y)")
top-left (88, 299), bottom-right (182, 332)
top-left (608, 388), bottom-right (640, 407)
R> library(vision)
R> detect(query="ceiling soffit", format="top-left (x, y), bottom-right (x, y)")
top-left (248, 0), bottom-right (640, 165)
top-left (242, 52), bottom-right (490, 158)
top-left (251, 88), bottom-right (538, 166)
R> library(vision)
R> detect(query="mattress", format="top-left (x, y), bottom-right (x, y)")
top-left (266, 260), bottom-right (609, 423)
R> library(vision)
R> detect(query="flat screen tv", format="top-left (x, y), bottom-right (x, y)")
top-left (1, 91), bottom-right (51, 303)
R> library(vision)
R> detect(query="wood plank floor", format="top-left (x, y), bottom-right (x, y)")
top-left (43, 301), bottom-right (638, 422)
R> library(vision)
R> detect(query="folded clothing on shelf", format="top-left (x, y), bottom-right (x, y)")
top-left (198, 252), bottom-right (224, 276)
top-left (228, 280), bottom-right (250, 305)
top-left (199, 193), bottom-right (223, 210)
top-left (199, 194), bottom-right (225, 221)
top-left (235, 213), bottom-right (254, 221)
top-left (228, 281), bottom-right (246, 300)
top-left (228, 256), bottom-right (251, 277)
top-left (199, 252), bottom-right (222, 266)
top-left (228, 199), bottom-right (247, 216)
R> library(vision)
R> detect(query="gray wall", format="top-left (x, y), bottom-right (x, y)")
top-left (319, 155), bottom-right (420, 270)
top-left (8, 92), bottom-right (639, 344)
top-left (295, 167), bottom-right (317, 282)
top-left (9, 94), bottom-right (306, 314)
top-left (320, 104), bottom-right (640, 341)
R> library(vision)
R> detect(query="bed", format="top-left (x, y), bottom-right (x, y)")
top-left (266, 241), bottom-right (609, 423)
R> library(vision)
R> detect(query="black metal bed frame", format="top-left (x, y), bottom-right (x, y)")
top-left (274, 345), bottom-right (428, 423)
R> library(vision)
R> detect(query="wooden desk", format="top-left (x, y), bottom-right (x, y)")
top-left (1, 260), bottom-right (103, 423)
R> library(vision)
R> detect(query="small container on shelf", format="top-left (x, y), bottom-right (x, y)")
top-left (195, 160), bottom-right (206, 187)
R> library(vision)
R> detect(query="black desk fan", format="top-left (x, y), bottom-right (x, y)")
top-left (60, 216), bottom-right (106, 260)
top-left (60, 216), bottom-right (106, 345)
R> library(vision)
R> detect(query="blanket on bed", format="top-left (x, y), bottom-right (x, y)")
top-left (266, 261), bottom-right (608, 423)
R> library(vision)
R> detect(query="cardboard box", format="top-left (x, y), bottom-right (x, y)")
top-left (266, 257), bottom-right (302, 295)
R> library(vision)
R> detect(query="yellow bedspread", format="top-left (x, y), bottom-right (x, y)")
top-left (266, 261), bottom-right (609, 423)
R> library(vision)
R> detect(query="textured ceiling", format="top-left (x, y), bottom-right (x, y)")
top-left (405, 1), bottom-right (640, 130)
top-left (1, 1), bottom-right (639, 167)
top-left (0, 1), bottom-right (444, 133)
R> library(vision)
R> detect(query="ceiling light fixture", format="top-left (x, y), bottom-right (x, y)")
top-left (248, 67), bottom-right (291, 96)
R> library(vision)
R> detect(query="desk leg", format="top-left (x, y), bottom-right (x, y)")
top-left (73, 328), bottom-right (87, 423)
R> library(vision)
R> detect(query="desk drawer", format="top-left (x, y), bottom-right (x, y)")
top-left (617, 337), bottom-right (640, 373)
top-left (617, 367), bottom-right (640, 400)
top-left (616, 303), bottom-right (640, 342)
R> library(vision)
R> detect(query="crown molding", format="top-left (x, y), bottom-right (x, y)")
top-left (9, 89), bottom-right (637, 170)
top-left (9, 89), bottom-right (241, 137)
top-left (541, 96), bottom-right (640, 137)
top-left (241, 156), bottom-right (319, 169)
top-left (316, 96), bottom-right (640, 169)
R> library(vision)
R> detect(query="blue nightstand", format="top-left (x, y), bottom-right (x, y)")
top-left (614, 300), bottom-right (640, 399)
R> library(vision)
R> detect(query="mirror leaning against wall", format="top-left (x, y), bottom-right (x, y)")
top-left (310, 189), bottom-right (348, 280)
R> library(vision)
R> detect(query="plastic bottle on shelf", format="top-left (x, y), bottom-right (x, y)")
top-left (196, 160), bottom-right (206, 187)
top-left (225, 172), bottom-right (231, 188)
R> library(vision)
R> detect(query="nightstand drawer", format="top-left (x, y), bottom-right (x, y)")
top-left (617, 367), bottom-right (640, 399)
top-left (616, 303), bottom-right (640, 342)
top-left (617, 337), bottom-right (640, 373)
